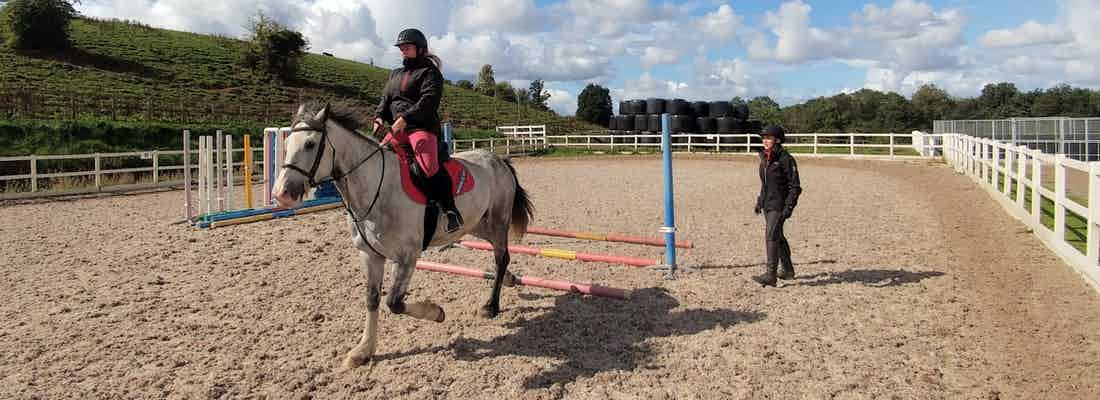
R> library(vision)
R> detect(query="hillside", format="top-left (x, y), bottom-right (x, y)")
top-left (0, 18), bottom-right (598, 138)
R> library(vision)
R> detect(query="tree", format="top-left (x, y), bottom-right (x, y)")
top-left (495, 82), bottom-right (516, 102)
top-left (455, 79), bottom-right (475, 90)
top-left (911, 84), bottom-right (954, 129)
top-left (576, 83), bottom-right (612, 126)
top-left (528, 79), bottom-right (550, 111)
top-left (748, 96), bottom-right (781, 126)
top-left (240, 12), bottom-right (309, 81)
top-left (476, 64), bottom-right (495, 96)
top-left (977, 82), bottom-right (1024, 118)
top-left (0, 0), bottom-right (79, 51)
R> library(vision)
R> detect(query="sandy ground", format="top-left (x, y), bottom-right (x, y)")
top-left (2, 156), bottom-right (1099, 399)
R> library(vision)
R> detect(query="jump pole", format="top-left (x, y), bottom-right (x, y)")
top-left (524, 227), bottom-right (693, 249)
top-left (243, 134), bottom-right (252, 209)
top-left (183, 129), bottom-right (192, 221)
top-left (459, 241), bottom-right (658, 267)
top-left (415, 261), bottom-right (630, 299)
top-left (656, 113), bottom-right (680, 279)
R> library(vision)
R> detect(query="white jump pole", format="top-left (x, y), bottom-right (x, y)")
top-left (183, 129), bottom-right (192, 221)
top-left (215, 130), bottom-right (224, 212)
top-left (225, 134), bottom-right (233, 211)
top-left (206, 136), bottom-right (215, 216)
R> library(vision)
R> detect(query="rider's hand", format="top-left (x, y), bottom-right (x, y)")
top-left (392, 116), bottom-right (407, 133)
top-left (372, 118), bottom-right (384, 134)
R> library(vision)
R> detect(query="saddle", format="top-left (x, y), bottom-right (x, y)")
top-left (390, 141), bottom-right (474, 249)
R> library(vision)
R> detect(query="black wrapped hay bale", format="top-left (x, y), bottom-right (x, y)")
top-left (709, 101), bottom-right (733, 118)
top-left (647, 114), bottom-right (662, 132)
top-left (697, 117), bottom-right (717, 134)
top-left (690, 101), bottom-right (709, 117)
top-left (645, 98), bottom-right (667, 115)
top-left (668, 99), bottom-right (691, 115)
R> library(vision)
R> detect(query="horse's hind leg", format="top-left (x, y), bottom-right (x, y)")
top-left (477, 231), bottom-right (510, 319)
top-left (343, 251), bottom-right (385, 370)
top-left (386, 256), bottom-right (446, 323)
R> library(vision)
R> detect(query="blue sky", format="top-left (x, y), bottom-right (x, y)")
top-left (77, 0), bottom-right (1100, 114)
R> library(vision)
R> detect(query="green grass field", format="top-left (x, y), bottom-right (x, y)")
top-left (0, 18), bottom-right (599, 144)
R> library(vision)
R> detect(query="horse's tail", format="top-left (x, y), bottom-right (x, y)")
top-left (503, 158), bottom-right (533, 241)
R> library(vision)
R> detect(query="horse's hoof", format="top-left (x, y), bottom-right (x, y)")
top-left (341, 354), bottom-right (370, 371)
top-left (433, 306), bottom-right (446, 323)
top-left (502, 272), bottom-right (518, 287)
top-left (477, 305), bottom-right (499, 319)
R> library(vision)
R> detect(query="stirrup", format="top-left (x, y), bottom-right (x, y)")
top-left (444, 210), bottom-right (463, 233)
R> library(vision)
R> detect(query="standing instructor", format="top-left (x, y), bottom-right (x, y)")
top-left (752, 126), bottom-right (802, 287)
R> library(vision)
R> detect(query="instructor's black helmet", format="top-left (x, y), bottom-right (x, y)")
top-left (760, 125), bottom-right (785, 141)
top-left (395, 28), bottom-right (428, 49)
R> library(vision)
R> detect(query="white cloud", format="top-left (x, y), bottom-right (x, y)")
top-left (751, 0), bottom-right (842, 62)
top-left (640, 46), bottom-right (681, 69)
top-left (545, 88), bottom-right (576, 115)
top-left (980, 21), bottom-right (1074, 48)
top-left (698, 4), bottom-right (741, 42)
top-left (452, 0), bottom-right (542, 33)
top-left (78, 0), bottom-right (306, 37)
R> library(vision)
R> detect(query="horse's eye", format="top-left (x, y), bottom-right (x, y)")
top-left (304, 141), bottom-right (316, 150)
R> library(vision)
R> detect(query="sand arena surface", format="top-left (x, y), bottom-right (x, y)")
top-left (2, 156), bottom-right (1099, 399)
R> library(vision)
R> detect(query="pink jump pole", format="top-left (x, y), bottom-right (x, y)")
top-left (415, 261), bottom-right (630, 299)
top-left (525, 227), bottom-right (694, 249)
top-left (458, 241), bottom-right (658, 267)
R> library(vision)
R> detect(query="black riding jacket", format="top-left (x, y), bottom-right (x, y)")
top-left (374, 56), bottom-right (443, 136)
top-left (757, 144), bottom-right (802, 212)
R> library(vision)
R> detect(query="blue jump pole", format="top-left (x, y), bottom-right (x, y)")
top-left (660, 113), bottom-right (678, 278)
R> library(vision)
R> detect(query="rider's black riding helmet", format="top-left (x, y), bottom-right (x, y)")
top-left (759, 125), bottom-right (785, 142)
top-left (394, 28), bottom-right (428, 50)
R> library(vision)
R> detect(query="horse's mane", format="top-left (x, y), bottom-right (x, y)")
top-left (295, 101), bottom-right (380, 141)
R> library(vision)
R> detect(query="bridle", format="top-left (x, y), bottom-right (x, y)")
top-left (280, 114), bottom-right (390, 257)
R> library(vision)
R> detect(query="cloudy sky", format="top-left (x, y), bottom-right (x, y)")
top-left (77, 0), bottom-right (1100, 115)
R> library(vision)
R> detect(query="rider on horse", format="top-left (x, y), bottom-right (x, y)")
top-left (373, 28), bottom-right (463, 233)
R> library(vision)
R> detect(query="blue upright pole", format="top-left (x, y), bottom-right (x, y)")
top-left (660, 113), bottom-right (677, 277)
top-left (443, 122), bottom-right (453, 155)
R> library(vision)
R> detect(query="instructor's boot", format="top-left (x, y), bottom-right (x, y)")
top-left (752, 265), bottom-right (778, 287)
top-left (777, 263), bottom-right (795, 280)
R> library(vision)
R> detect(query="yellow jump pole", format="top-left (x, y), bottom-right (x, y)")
top-left (243, 134), bottom-right (253, 209)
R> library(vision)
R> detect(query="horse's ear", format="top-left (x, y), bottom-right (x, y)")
top-left (314, 104), bottom-right (329, 122)
top-left (296, 104), bottom-right (307, 120)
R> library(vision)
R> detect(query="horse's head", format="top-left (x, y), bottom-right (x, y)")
top-left (272, 104), bottom-right (336, 208)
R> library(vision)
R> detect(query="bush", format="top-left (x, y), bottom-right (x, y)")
top-left (0, 0), bottom-right (79, 51)
top-left (239, 12), bottom-right (309, 81)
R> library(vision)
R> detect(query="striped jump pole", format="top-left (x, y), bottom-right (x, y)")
top-left (415, 261), bottom-right (630, 299)
top-left (458, 241), bottom-right (658, 267)
top-left (199, 201), bottom-right (343, 229)
top-left (525, 227), bottom-right (694, 249)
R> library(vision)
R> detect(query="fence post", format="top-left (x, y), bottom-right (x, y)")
top-left (992, 144), bottom-right (1000, 191)
top-left (29, 155), bottom-right (37, 192)
top-left (1089, 162), bottom-right (1100, 268)
top-left (889, 133), bottom-right (895, 159)
top-left (1003, 146), bottom-right (1012, 195)
top-left (94, 153), bottom-right (102, 190)
top-left (1032, 150), bottom-right (1043, 226)
top-left (1055, 154), bottom-right (1067, 242)
top-left (506, 138), bottom-right (511, 156)
top-left (980, 140), bottom-right (988, 184)
top-left (1016, 146), bottom-right (1026, 208)
top-left (152, 150), bottom-right (159, 184)
top-left (849, 133), bottom-right (855, 156)
top-left (814, 133), bottom-right (819, 154)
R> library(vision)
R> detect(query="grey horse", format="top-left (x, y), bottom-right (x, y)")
top-left (271, 103), bottom-right (533, 369)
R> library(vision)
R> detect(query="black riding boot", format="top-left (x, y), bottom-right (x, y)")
top-left (428, 168), bottom-right (464, 233)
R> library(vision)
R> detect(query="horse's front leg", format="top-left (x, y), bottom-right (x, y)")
top-left (343, 251), bottom-right (385, 370)
top-left (387, 255), bottom-right (446, 322)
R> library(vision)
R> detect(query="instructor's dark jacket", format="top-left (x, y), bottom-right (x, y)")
top-left (374, 56), bottom-right (443, 136)
top-left (756, 144), bottom-right (802, 212)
